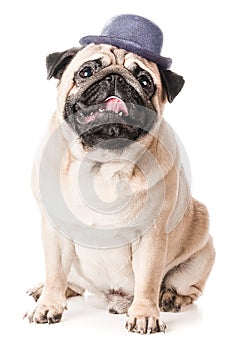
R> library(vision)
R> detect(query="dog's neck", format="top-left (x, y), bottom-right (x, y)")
top-left (53, 117), bottom-right (178, 185)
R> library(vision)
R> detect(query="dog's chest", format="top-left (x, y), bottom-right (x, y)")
top-left (61, 159), bottom-right (148, 228)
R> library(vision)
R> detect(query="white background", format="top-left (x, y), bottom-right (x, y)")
top-left (1, 0), bottom-right (232, 349)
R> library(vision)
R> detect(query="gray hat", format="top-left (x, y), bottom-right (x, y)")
top-left (79, 14), bottom-right (172, 70)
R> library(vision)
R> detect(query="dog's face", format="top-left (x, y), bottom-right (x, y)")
top-left (46, 44), bottom-right (184, 150)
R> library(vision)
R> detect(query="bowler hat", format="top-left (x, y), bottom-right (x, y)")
top-left (79, 14), bottom-right (172, 70)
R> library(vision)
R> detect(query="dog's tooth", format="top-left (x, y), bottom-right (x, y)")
top-left (118, 111), bottom-right (123, 117)
top-left (90, 112), bottom-right (94, 115)
top-left (99, 108), bottom-right (105, 113)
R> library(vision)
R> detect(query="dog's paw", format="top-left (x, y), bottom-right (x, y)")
top-left (160, 290), bottom-right (192, 312)
top-left (126, 315), bottom-right (166, 334)
top-left (26, 302), bottom-right (66, 324)
top-left (106, 289), bottom-right (133, 314)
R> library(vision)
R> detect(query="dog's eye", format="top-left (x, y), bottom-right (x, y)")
top-left (138, 75), bottom-right (152, 89)
top-left (135, 69), bottom-right (156, 98)
top-left (79, 66), bottom-right (94, 79)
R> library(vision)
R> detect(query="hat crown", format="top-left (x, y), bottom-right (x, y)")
top-left (79, 14), bottom-right (172, 70)
top-left (101, 14), bottom-right (163, 55)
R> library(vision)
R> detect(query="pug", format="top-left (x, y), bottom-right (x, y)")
top-left (27, 43), bottom-right (215, 334)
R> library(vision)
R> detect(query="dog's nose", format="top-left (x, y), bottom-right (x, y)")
top-left (105, 74), bottom-right (124, 85)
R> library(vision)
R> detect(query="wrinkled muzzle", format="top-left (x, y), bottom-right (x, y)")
top-left (64, 72), bottom-right (157, 149)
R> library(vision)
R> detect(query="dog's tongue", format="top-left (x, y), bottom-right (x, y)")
top-left (104, 96), bottom-right (128, 116)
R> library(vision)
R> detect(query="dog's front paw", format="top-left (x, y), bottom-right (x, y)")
top-left (26, 301), bottom-right (66, 324)
top-left (126, 303), bottom-right (166, 334)
top-left (126, 315), bottom-right (166, 334)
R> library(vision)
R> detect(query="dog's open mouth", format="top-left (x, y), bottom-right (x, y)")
top-left (76, 96), bottom-right (129, 125)
top-left (64, 94), bottom-right (156, 149)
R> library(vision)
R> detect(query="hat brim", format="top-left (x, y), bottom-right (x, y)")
top-left (79, 35), bottom-right (172, 70)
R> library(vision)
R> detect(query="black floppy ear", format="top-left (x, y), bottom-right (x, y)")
top-left (159, 69), bottom-right (185, 103)
top-left (46, 47), bottom-right (80, 80)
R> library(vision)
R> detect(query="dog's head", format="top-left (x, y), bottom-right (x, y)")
top-left (46, 44), bottom-right (184, 150)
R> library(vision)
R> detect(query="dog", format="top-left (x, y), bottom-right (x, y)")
top-left (27, 15), bottom-right (215, 334)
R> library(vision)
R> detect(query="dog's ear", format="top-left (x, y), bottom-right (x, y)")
top-left (159, 69), bottom-right (185, 103)
top-left (46, 47), bottom-right (81, 80)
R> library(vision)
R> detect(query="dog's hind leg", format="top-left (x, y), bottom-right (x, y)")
top-left (160, 237), bottom-right (215, 312)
